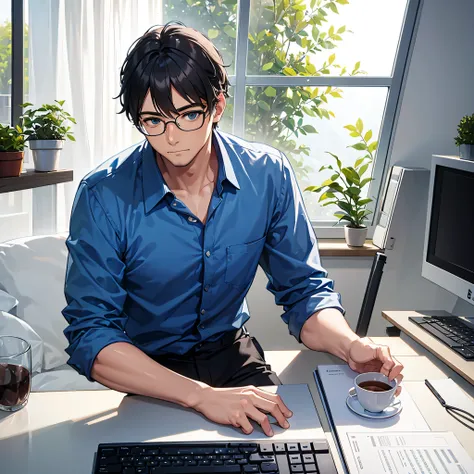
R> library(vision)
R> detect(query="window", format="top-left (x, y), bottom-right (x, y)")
top-left (4, 0), bottom-right (421, 241)
top-left (0, 0), bottom-right (32, 243)
top-left (165, 0), bottom-right (421, 236)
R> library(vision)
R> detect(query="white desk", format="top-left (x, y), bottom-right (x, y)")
top-left (1, 337), bottom-right (473, 474)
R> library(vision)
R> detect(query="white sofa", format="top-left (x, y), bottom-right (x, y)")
top-left (0, 234), bottom-right (107, 391)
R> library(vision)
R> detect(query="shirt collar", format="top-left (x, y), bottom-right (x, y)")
top-left (141, 128), bottom-right (240, 215)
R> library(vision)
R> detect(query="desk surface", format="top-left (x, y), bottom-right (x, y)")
top-left (382, 310), bottom-right (474, 385)
top-left (1, 337), bottom-right (473, 474)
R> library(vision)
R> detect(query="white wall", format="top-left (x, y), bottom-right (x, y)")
top-left (246, 0), bottom-right (474, 350)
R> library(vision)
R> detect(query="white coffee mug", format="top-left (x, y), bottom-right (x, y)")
top-left (349, 371), bottom-right (399, 413)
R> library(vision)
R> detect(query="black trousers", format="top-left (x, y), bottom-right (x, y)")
top-left (147, 327), bottom-right (282, 388)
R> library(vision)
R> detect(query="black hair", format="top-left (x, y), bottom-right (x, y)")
top-left (115, 21), bottom-right (231, 130)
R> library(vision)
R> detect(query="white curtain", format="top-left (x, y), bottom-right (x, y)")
top-left (28, 0), bottom-right (162, 232)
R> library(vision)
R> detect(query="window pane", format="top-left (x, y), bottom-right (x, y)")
top-left (217, 87), bottom-right (234, 134)
top-left (244, 86), bottom-right (387, 222)
top-left (0, 0), bottom-right (11, 125)
top-left (247, 0), bottom-right (408, 77)
top-left (163, 0), bottom-right (237, 76)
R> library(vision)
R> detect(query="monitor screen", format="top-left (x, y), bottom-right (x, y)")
top-left (426, 165), bottom-right (474, 284)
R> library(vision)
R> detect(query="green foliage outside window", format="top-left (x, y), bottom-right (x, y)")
top-left (164, 0), bottom-right (375, 183)
top-left (0, 21), bottom-right (29, 94)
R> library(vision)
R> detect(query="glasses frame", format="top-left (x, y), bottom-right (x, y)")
top-left (137, 107), bottom-right (213, 137)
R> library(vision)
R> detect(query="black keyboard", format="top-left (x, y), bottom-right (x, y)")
top-left (409, 316), bottom-right (474, 360)
top-left (94, 439), bottom-right (337, 473)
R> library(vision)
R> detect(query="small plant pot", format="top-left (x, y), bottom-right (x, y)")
top-left (29, 139), bottom-right (64, 172)
top-left (459, 144), bottom-right (474, 161)
top-left (344, 225), bottom-right (368, 247)
top-left (0, 151), bottom-right (24, 178)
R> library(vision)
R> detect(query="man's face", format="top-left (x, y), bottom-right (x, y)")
top-left (138, 86), bottom-right (225, 168)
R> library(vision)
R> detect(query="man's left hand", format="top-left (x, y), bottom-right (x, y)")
top-left (347, 337), bottom-right (404, 396)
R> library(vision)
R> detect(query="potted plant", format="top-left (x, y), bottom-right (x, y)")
top-left (0, 123), bottom-right (26, 178)
top-left (454, 113), bottom-right (474, 161)
top-left (305, 119), bottom-right (377, 247)
top-left (20, 100), bottom-right (76, 172)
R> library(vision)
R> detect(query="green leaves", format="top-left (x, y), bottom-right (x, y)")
top-left (0, 123), bottom-right (25, 152)
top-left (305, 118), bottom-right (378, 227)
top-left (454, 113), bottom-right (474, 146)
top-left (208, 29), bottom-right (219, 39)
top-left (19, 100), bottom-right (77, 142)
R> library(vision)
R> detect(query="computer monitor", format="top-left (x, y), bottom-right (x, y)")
top-left (421, 154), bottom-right (474, 306)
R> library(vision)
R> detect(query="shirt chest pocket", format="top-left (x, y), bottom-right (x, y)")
top-left (225, 236), bottom-right (266, 290)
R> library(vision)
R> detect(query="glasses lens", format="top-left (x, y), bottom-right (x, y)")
top-left (139, 118), bottom-right (165, 136)
top-left (176, 111), bottom-right (205, 131)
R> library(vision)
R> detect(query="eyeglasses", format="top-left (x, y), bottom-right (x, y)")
top-left (425, 379), bottom-right (474, 431)
top-left (137, 109), bottom-right (210, 136)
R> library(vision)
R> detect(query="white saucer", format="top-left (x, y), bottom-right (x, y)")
top-left (346, 394), bottom-right (402, 419)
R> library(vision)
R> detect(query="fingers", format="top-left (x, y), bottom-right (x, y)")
top-left (250, 393), bottom-right (291, 430)
top-left (395, 373), bottom-right (404, 397)
top-left (387, 358), bottom-right (404, 383)
top-left (245, 403), bottom-right (275, 437)
top-left (250, 386), bottom-right (293, 418)
top-left (230, 408), bottom-right (254, 435)
top-left (376, 346), bottom-right (403, 380)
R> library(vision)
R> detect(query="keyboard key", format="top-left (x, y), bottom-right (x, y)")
top-left (453, 346), bottom-right (474, 360)
top-left (274, 443), bottom-right (286, 453)
top-left (101, 448), bottom-right (117, 456)
top-left (303, 454), bottom-right (315, 463)
top-left (286, 443), bottom-right (299, 452)
top-left (249, 453), bottom-right (275, 463)
top-left (261, 462), bottom-right (279, 472)
top-left (259, 443), bottom-right (274, 454)
top-left (289, 454), bottom-right (302, 464)
top-left (151, 466), bottom-right (240, 473)
top-left (243, 466), bottom-right (260, 473)
top-left (316, 452), bottom-right (338, 474)
top-left (290, 465), bottom-right (304, 472)
top-left (305, 463), bottom-right (318, 472)
top-left (299, 442), bottom-right (312, 452)
top-left (98, 465), bottom-right (122, 473)
top-left (122, 468), bottom-right (136, 474)
top-left (312, 441), bottom-right (329, 452)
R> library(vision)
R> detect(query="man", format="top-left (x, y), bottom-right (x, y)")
top-left (62, 21), bottom-right (404, 437)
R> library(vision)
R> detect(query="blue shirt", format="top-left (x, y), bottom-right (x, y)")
top-left (62, 128), bottom-right (345, 381)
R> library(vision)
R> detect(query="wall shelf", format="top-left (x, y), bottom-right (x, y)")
top-left (0, 169), bottom-right (73, 194)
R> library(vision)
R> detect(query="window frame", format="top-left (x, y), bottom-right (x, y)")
top-left (7, 0), bottom-right (423, 240)
top-left (229, 0), bottom-right (423, 237)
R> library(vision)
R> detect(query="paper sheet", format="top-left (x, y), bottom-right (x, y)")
top-left (346, 431), bottom-right (474, 473)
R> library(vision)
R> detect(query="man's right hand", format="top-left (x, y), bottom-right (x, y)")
top-left (190, 384), bottom-right (293, 437)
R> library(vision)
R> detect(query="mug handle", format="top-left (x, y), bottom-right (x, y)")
top-left (348, 387), bottom-right (357, 397)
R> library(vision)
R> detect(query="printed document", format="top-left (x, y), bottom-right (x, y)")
top-left (346, 431), bottom-right (474, 473)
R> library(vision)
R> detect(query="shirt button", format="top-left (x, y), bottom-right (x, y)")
top-left (204, 285), bottom-right (210, 292)
top-left (200, 324), bottom-right (205, 329)
top-left (172, 202), bottom-right (177, 207)
top-left (205, 250), bottom-right (211, 257)
top-left (200, 309), bottom-right (206, 315)
top-left (188, 216), bottom-right (196, 222)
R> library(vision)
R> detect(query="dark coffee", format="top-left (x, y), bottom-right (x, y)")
top-left (0, 363), bottom-right (30, 407)
top-left (358, 380), bottom-right (392, 392)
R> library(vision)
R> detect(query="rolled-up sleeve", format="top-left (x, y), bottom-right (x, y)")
top-left (62, 181), bottom-right (132, 381)
top-left (259, 152), bottom-right (345, 342)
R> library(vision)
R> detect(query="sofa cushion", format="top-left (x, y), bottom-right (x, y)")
top-left (0, 310), bottom-right (44, 375)
top-left (0, 234), bottom-right (69, 370)
top-left (31, 365), bottom-right (107, 391)
top-left (0, 288), bottom-right (19, 313)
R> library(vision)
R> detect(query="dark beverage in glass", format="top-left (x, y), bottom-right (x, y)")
top-left (0, 336), bottom-right (32, 412)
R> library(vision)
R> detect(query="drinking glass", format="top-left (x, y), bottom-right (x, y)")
top-left (0, 336), bottom-right (32, 412)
